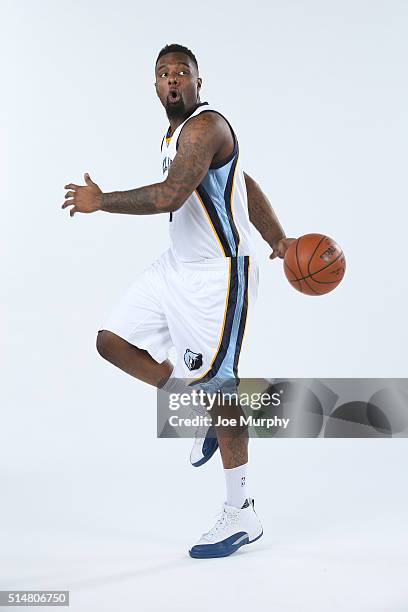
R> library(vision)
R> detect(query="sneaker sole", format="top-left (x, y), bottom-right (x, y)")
top-left (190, 432), bottom-right (219, 467)
top-left (190, 442), bottom-right (219, 467)
top-left (189, 530), bottom-right (263, 559)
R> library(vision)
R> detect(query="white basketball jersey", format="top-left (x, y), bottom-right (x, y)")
top-left (161, 103), bottom-right (254, 262)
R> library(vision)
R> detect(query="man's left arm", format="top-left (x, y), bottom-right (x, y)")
top-left (244, 171), bottom-right (295, 259)
top-left (62, 113), bottom-right (223, 218)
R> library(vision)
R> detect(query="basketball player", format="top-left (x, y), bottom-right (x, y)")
top-left (62, 44), bottom-right (294, 558)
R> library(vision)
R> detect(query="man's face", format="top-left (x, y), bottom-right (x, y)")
top-left (155, 52), bottom-right (202, 120)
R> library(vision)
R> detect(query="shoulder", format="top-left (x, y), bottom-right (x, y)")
top-left (178, 110), bottom-right (232, 146)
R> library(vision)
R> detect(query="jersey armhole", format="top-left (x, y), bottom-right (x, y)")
top-left (175, 109), bottom-right (238, 169)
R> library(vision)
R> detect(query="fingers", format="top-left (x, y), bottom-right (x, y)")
top-left (62, 189), bottom-right (75, 209)
top-left (62, 181), bottom-right (81, 216)
top-left (61, 199), bottom-right (79, 216)
top-left (270, 250), bottom-right (285, 260)
top-left (84, 172), bottom-right (94, 185)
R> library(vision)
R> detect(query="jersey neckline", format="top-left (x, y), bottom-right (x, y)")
top-left (165, 101), bottom-right (209, 140)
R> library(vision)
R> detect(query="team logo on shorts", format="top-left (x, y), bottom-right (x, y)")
top-left (184, 349), bottom-right (203, 371)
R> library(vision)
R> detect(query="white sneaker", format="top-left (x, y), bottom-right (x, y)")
top-left (189, 498), bottom-right (263, 558)
top-left (189, 406), bottom-right (219, 468)
top-left (189, 379), bottom-right (238, 467)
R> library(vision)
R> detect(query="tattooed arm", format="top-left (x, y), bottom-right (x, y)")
top-left (244, 172), bottom-right (295, 259)
top-left (100, 113), bottom-right (224, 214)
top-left (62, 113), bottom-right (229, 218)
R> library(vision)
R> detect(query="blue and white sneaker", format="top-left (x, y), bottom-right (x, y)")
top-left (189, 407), bottom-right (219, 467)
top-left (189, 498), bottom-right (263, 559)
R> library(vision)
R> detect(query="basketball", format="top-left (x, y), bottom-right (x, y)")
top-left (283, 234), bottom-right (346, 295)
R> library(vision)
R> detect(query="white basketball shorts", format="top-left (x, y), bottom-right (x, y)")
top-left (98, 249), bottom-right (259, 387)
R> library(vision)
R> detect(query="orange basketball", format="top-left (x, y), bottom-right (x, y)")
top-left (284, 234), bottom-right (346, 295)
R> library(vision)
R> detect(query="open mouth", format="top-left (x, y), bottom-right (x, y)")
top-left (168, 90), bottom-right (182, 104)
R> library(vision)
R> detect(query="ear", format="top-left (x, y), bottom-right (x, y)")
top-left (197, 77), bottom-right (202, 90)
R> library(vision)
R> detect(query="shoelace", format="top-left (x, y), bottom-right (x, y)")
top-left (204, 507), bottom-right (239, 538)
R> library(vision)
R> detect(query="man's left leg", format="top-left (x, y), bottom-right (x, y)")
top-left (189, 399), bottom-right (263, 559)
top-left (162, 254), bottom-right (262, 557)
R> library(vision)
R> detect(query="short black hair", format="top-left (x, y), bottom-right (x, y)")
top-left (156, 43), bottom-right (199, 71)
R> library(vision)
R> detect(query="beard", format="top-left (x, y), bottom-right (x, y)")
top-left (165, 94), bottom-right (187, 120)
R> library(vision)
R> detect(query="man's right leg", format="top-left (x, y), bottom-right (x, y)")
top-left (96, 251), bottom-right (177, 389)
top-left (96, 330), bottom-right (172, 388)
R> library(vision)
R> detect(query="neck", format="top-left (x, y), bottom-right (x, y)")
top-left (168, 100), bottom-right (202, 134)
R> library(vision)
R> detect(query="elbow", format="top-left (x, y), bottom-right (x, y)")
top-left (160, 184), bottom-right (189, 213)
top-left (157, 199), bottom-right (182, 214)
top-left (165, 198), bottom-right (184, 213)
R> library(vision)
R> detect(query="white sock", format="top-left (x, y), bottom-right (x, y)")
top-left (161, 373), bottom-right (190, 395)
top-left (160, 372), bottom-right (211, 419)
top-left (224, 462), bottom-right (249, 508)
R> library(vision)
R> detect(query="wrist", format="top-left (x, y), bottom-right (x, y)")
top-left (269, 233), bottom-right (286, 249)
top-left (99, 192), bottom-right (113, 212)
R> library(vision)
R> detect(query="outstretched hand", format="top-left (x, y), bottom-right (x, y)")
top-left (62, 173), bottom-right (102, 217)
top-left (270, 237), bottom-right (296, 260)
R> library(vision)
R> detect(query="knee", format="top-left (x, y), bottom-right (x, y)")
top-left (96, 330), bottom-right (117, 360)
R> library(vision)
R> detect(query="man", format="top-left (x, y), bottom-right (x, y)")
top-left (62, 43), bottom-right (293, 558)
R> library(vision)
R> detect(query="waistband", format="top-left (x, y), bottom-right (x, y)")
top-left (179, 255), bottom-right (253, 271)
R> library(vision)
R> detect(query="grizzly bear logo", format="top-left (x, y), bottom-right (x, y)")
top-left (184, 349), bottom-right (203, 371)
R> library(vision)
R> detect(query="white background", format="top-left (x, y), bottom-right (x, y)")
top-left (2, 1), bottom-right (408, 610)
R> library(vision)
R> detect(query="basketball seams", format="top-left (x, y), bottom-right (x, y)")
top-left (309, 277), bottom-right (345, 284)
top-left (295, 236), bottom-right (307, 279)
top-left (309, 246), bottom-right (343, 277)
top-left (306, 267), bottom-right (346, 284)
top-left (298, 279), bottom-right (314, 294)
top-left (289, 250), bottom-right (344, 282)
top-left (300, 275), bottom-right (320, 295)
top-left (284, 261), bottom-right (303, 292)
top-left (295, 237), bottom-right (318, 293)
top-left (307, 235), bottom-right (326, 276)
top-left (284, 260), bottom-right (299, 280)
top-left (301, 274), bottom-right (341, 294)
